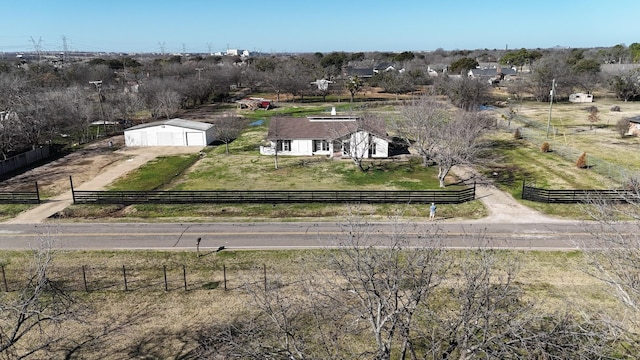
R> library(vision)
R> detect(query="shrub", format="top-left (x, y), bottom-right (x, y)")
top-left (615, 118), bottom-right (630, 138)
top-left (576, 152), bottom-right (588, 169)
top-left (540, 142), bottom-right (550, 152)
top-left (514, 128), bottom-right (522, 139)
top-left (610, 105), bottom-right (621, 112)
top-left (587, 107), bottom-right (599, 128)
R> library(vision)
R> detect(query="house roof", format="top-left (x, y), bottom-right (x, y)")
top-left (266, 116), bottom-right (388, 141)
top-left (345, 67), bottom-right (375, 78)
top-left (126, 118), bottom-right (214, 132)
top-left (469, 67), bottom-right (517, 77)
top-left (627, 115), bottom-right (640, 124)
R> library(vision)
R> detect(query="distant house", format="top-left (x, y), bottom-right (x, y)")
top-left (569, 93), bottom-right (594, 103)
top-left (124, 118), bottom-right (215, 147)
top-left (344, 67), bottom-right (375, 78)
top-left (627, 117), bottom-right (640, 136)
top-left (468, 66), bottom-right (517, 83)
top-left (260, 116), bottom-right (389, 159)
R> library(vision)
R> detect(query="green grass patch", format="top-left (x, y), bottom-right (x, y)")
top-left (108, 154), bottom-right (201, 191)
top-left (57, 200), bottom-right (487, 222)
top-left (0, 204), bottom-right (34, 221)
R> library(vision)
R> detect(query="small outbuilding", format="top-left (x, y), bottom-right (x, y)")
top-left (569, 93), bottom-right (594, 103)
top-left (124, 118), bottom-right (215, 147)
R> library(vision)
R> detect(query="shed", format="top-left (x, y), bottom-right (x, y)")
top-left (569, 93), bottom-right (594, 103)
top-left (124, 118), bottom-right (215, 147)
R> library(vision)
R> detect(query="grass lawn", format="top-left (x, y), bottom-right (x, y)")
top-left (514, 98), bottom-right (640, 169)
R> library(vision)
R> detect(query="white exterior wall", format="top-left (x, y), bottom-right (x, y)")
top-left (349, 131), bottom-right (389, 159)
top-left (125, 125), bottom-right (213, 146)
top-left (260, 133), bottom-right (388, 158)
top-left (260, 139), bottom-right (336, 156)
top-left (371, 136), bottom-right (389, 158)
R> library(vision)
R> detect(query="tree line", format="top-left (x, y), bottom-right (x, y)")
top-left (2, 44), bottom-right (640, 159)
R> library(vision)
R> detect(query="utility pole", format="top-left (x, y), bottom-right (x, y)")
top-left (30, 36), bottom-right (42, 61)
top-left (546, 78), bottom-right (556, 139)
top-left (195, 67), bottom-right (204, 80)
top-left (89, 80), bottom-right (106, 136)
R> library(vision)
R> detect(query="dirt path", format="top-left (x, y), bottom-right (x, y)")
top-left (3, 136), bottom-right (203, 224)
top-left (453, 165), bottom-right (571, 223)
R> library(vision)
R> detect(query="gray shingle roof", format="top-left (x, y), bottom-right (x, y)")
top-left (266, 116), bottom-right (388, 141)
top-left (127, 118), bottom-right (214, 131)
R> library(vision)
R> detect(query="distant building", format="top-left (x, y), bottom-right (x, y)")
top-left (226, 49), bottom-right (250, 57)
top-left (569, 93), bottom-right (594, 103)
top-left (260, 116), bottom-right (389, 158)
top-left (124, 118), bottom-right (215, 147)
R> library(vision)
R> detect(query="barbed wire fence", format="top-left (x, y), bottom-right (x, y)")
top-left (0, 262), bottom-right (286, 294)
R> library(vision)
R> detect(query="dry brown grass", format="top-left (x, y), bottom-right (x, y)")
top-left (0, 248), bottom-right (626, 358)
top-left (516, 98), bottom-right (640, 168)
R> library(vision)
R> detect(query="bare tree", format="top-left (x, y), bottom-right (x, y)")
top-left (615, 118), bottom-right (630, 138)
top-left (0, 235), bottom-right (77, 359)
top-left (214, 117), bottom-right (245, 154)
top-left (434, 76), bottom-right (490, 111)
top-left (395, 96), bottom-right (449, 167)
top-left (397, 97), bottom-right (493, 187)
top-left (346, 76), bottom-right (362, 103)
top-left (0, 110), bottom-right (23, 160)
top-left (139, 79), bottom-right (182, 120)
top-left (579, 186), bottom-right (640, 356)
top-left (432, 111), bottom-right (493, 187)
top-left (327, 214), bottom-right (449, 360)
top-left (331, 114), bottom-right (388, 172)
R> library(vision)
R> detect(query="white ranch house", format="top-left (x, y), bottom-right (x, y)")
top-left (260, 116), bottom-right (390, 159)
top-left (124, 118), bottom-right (215, 147)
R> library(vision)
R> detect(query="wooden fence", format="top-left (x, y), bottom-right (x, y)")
top-left (71, 186), bottom-right (476, 205)
top-left (0, 146), bottom-right (50, 176)
top-left (522, 182), bottom-right (638, 204)
top-left (0, 183), bottom-right (40, 204)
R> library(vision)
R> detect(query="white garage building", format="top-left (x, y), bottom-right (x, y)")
top-left (124, 118), bottom-right (215, 147)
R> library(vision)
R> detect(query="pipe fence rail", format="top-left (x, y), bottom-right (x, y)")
top-left (522, 182), bottom-right (639, 204)
top-left (0, 182), bottom-right (40, 204)
top-left (71, 187), bottom-right (476, 205)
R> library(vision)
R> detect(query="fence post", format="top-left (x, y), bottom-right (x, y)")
top-left (522, 180), bottom-right (526, 199)
top-left (263, 264), bottom-right (267, 292)
top-left (183, 265), bottom-right (187, 291)
top-left (69, 176), bottom-right (76, 204)
top-left (473, 181), bottom-right (476, 200)
top-left (82, 265), bottom-right (88, 292)
top-left (164, 265), bottom-right (168, 291)
top-left (35, 181), bottom-right (41, 204)
top-left (122, 265), bottom-right (128, 291)
top-left (1, 265), bottom-right (7, 292)
top-left (223, 264), bottom-right (227, 291)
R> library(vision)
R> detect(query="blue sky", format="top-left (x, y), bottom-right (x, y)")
top-left (1, 0), bottom-right (639, 54)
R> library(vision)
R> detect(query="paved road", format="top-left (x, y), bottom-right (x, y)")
top-left (0, 221), bottom-right (621, 250)
top-left (0, 149), bottom-right (624, 251)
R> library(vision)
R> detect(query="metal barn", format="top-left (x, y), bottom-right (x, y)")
top-left (124, 118), bottom-right (215, 147)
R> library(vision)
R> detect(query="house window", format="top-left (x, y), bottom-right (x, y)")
top-left (371, 142), bottom-right (377, 155)
top-left (277, 140), bottom-right (291, 152)
top-left (342, 141), bottom-right (350, 155)
top-left (313, 140), bottom-right (329, 152)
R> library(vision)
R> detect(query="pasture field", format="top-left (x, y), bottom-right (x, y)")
top-left (0, 247), bottom-right (624, 359)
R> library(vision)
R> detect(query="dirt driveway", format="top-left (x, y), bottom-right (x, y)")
top-left (2, 135), bottom-right (203, 224)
